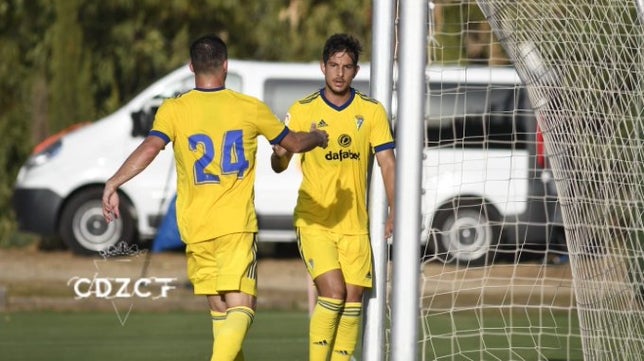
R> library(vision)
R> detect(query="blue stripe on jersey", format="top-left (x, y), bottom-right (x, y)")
top-left (374, 141), bottom-right (395, 153)
top-left (269, 126), bottom-right (290, 145)
top-left (149, 130), bottom-right (171, 144)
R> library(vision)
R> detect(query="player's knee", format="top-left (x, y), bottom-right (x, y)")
top-left (319, 287), bottom-right (346, 301)
top-left (223, 291), bottom-right (256, 309)
top-left (345, 285), bottom-right (365, 303)
top-left (315, 270), bottom-right (347, 300)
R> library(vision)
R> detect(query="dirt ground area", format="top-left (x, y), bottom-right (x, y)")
top-left (0, 243), bottom-right (311, 312)
top-left (0, 244), bottom-right (575, 313)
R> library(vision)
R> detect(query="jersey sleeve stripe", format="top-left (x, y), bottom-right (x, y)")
top-left (374, 142), bottom-right (395, 153)
top-left (149, 130), bottom-right (171, 144)
top-left (269, 126), bottom-right (290, 145)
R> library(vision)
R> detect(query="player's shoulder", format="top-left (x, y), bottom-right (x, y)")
top-left (165, 88), bottom-right (211, 103)
top-left (161, 89), bottom-right (192, 105)
top-left (224, 88), bottom-right (262, 104)
top-left (354, 89), bottom-right (381, 106)
top-left (296, 89), bottom-right (323, 105)
top-left (221, 88), bottom-right (274, 113)
top-left (174, 89), bottom-right (192, 99)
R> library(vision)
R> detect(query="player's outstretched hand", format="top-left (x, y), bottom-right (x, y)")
top-left (310, 123), bottom-right (329, 148)
top-left (102, 186), bottom-right (121, 223)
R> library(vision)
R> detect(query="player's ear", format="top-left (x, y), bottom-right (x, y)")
top-left (320, 61), bottom-right (326, 75)
top-left (189, 62), bottom-right (194, 73)
top-left (353, 64), bottom-right (360, 79)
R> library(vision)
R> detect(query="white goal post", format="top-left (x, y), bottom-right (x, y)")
top-left (364, 0), bottom-right (644, 360)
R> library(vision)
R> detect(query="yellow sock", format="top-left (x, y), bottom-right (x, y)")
top-left (211, 307), bottom-right (253, 361)
top-left (211, 311), bottom-right (226, 360)
top-left (310, 297), bottom-right (344, 361)
top-left (330, 302), bottom-right (362, 361)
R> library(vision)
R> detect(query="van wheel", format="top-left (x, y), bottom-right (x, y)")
top-left (431, 199), bottom-right (500, 266)
top-left (59, 188), bottom-right (137, 256)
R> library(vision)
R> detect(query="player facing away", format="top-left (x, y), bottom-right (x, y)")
top-left (101, 34), bottom-right (328, 361)
top-left (271, 33), bottom-right (396, 361)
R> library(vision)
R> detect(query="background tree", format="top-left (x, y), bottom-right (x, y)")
top-left (0, 0), bottom-right (52, 246)
top-left (50, 0), bottom-right (94, 132)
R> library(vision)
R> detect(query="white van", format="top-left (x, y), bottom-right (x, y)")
top-left (419, 67), bottom-right (563, 265)
top-left (12, 61), bottom-right (562, 264)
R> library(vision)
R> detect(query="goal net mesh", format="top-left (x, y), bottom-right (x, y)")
top-left (391, 0), bottom-right (644, 360)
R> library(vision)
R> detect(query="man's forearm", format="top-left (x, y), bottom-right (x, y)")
top-left (106, 160), bottom-right (148, 190)
top-left (278, 126), bottom-right (328, 154)
top-left (289, 131), bottom-right (324, 153)
top-left (377, 149), bottom-right (396, 211)
top-left (107, 137), bottom-right (162, 190)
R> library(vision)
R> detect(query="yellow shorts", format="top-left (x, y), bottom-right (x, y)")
top-left (297, 227), bottom-right (373, 288)
top-left (185, 232), bottom-right (257, 296)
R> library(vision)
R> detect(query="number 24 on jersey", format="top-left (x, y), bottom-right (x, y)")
top-left (188, 130), bottom-right (249, 184)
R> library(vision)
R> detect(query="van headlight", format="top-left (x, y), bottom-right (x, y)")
top-left (25, 139), bottom-right (62, 169)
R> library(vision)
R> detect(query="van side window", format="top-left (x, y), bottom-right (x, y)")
top-left (263, 79), bottom-right (370, 121)
top-left (425, 83), bottom-right (532, 150)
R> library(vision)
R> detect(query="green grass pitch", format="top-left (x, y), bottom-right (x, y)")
top-left (1, 311), bottom-right (308, 361)
top-left (0, 310), bottom-right (581, 360)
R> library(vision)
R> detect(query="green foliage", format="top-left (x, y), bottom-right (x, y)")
top-left (50, 0), bottom-right (94, 131)
top-left (0, 0), bottom-right (53, 245)
top-left (433, 1), bottom-right (502, 64)
top-left (248, 0), bottom-right (373, 61)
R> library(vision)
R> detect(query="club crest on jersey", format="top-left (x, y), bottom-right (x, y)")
top-left (355, 115), bottom-right (364, 130)
top-left (317, 119), bottom-right (328, 128)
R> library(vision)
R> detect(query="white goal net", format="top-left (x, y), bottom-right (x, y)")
top-left (385, 0), bottom-right (644, 360)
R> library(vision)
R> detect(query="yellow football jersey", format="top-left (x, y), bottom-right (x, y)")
top-left (150, 87), bottom-right (288, 243)
top-left (286, 88), bottom-right (395, 234)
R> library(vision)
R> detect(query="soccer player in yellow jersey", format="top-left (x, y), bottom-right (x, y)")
top-left (272, 34), bottom-right (396, 361)
top-left (101, 34), bottom-right (328, 361)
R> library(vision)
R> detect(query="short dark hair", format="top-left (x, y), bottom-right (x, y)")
top-left (190, 35), bottom-right (227, 74)
top-left (322, 34), bottom-right (362, 65)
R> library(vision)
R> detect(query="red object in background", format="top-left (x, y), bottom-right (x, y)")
top-left (32, 122), bottom-right (90, 155)
top-left (536, 122), bottom-right (545, 168)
